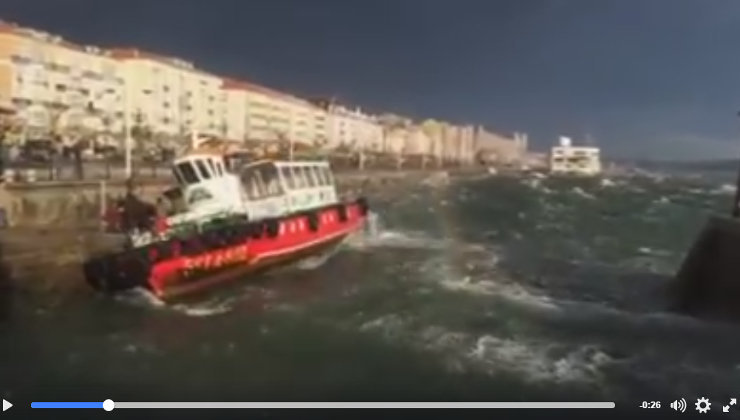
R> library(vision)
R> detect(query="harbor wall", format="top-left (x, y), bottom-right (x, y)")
top-left (0, 169), bottom-right (461, 228)
top-left (0, 180), bottom-right (167, 228)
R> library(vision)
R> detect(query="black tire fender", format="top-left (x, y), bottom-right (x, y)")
top-left (307, 212), bottom-right (320, 232)
top-left (265, 219), bottom-right (280, 238)
top-left (337, 204), bottom-right (348, 222)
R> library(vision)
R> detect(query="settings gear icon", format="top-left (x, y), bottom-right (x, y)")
top-left (695, 397), bottom-right (711, 413)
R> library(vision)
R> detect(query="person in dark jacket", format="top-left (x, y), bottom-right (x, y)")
top-left (120, 179), bottom-right (156, 233)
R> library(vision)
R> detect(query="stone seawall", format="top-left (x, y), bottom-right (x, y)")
top-left (0, 180), bottom-right (168, 228)
top-left (0, 169), bottom-right (468, 228)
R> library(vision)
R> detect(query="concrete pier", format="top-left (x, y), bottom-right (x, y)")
top-left (0, 169), bottom-right (467, 228)
top-left (672, 215), bottom-right (740, 320)
top-left (0, 180), bottom-right (168, 228)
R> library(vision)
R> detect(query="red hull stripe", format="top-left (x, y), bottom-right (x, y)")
top-left (147, 203), bottom-right (366, 298)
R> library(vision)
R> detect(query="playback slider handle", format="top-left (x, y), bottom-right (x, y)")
top-left (31, 400), bottom-right (115, 411)
top-left (33, 401), bottom-right (615, 410)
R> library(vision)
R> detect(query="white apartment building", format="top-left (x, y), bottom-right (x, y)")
top-left (222, 78), bottom-right (327, 146)
top-left (222, 80), bottom-right (248, 142)
top-left (288, 99), bottom-right (328, 146)
top-left (314, 100), bottom-right (383, 151)
top-left (0, 22), bottom-right (124, 141)
top-left (110, 48), bottom-right (224, 142)
top-left (0, 19), bottom-right (485, 165)
top-left (550, 136), bottom-right (602, 176)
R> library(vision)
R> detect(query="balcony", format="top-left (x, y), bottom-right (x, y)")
top-left (10, 55), bottom-right (34, 66)
top-left (45, 62), bottom-right (71, 73)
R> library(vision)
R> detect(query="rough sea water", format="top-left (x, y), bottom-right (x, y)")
top-left (2, 171), bottom-right (740, 408)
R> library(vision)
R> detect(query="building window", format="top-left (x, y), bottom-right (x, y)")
top-left (82, 70), bottom-right (101, 80)
top-left (10, 55), bottom-right (32, 65)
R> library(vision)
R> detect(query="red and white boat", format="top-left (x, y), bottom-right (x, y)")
top-left (84, 147), bottom-right (369, 299)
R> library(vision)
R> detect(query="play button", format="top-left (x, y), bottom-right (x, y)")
top-left (2, 400), bottom-right (11, 411)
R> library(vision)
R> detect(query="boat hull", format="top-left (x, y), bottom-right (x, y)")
top-left (83, 198), bottom-right (369, 300)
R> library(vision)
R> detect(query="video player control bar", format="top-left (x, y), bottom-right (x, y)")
top-left (31, 401), bottom-right (616, 410)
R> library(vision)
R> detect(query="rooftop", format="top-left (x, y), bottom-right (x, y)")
top-left (0, 20), bottom-right (111, 57)
top-left (109, 48), bottom-right (196, 70)
top-left (222, 78), bottom-right (317, 108)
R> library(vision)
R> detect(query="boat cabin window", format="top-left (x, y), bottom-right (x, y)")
top-left (313, 166), bottom-right (326, 186)
top-left (242, 163), bottom-right (284, 199)
top-left (246, 175), bottom-right (263, 200)
top-left (175, 162), bottom-right (199, 184)
top-left (321, 167), bottom-right (333, 185)
top-left (259, 165), bottom-right (281, 196)
top-left (312, 166), bottom-right (323, 186)
top-left (280, 166), bottom-right (295, 189)
top-left (207, 158), bottom-right (225, 177)
top-left (194, 159), bottom-right (212, 180)
top-left (301, 166), bottom-right (316, 187)
top-left (291, 167), bottom-right (305, 188)
top-left (172, 167), bottom-right (184, 184)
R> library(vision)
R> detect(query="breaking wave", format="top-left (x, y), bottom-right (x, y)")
top-left (112, 285), bottom-right (236, 317)
top-left (113, 287), bottom-right (166, 308)
top-left (356, 313), bottom-right (612, 385)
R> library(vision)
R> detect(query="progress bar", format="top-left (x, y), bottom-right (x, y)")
top-left (31, 401), bottom-right (616, 410)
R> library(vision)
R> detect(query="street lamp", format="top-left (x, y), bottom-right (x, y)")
top-left (124, 93), bottom-right (133, 178)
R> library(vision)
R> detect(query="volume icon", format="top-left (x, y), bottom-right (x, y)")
top-left (671, 398), bottom-right (687, 412)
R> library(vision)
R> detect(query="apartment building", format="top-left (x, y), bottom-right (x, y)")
top-left (110, 48), bottom-right (224, 141)
top-left (474, 126), bottom-right (528, 165)
top-left (222, 80), bottom-right (248, 142)
top-left (0, 19), bottom-right (504, 167)
top-left (288, 98), bottom-right (328, 147)
top-left (0, 21), bottom-right (124, 140)
top-left (223, 78), bottom-right (328, 146)
top-left (313, 100), bottom-right (383, 151)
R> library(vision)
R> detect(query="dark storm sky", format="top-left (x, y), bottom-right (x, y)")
top-left (1, 0), bottom-right (740, 159)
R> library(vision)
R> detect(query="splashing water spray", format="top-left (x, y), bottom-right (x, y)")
top-left (364, 211), bottom-right (381, 238)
